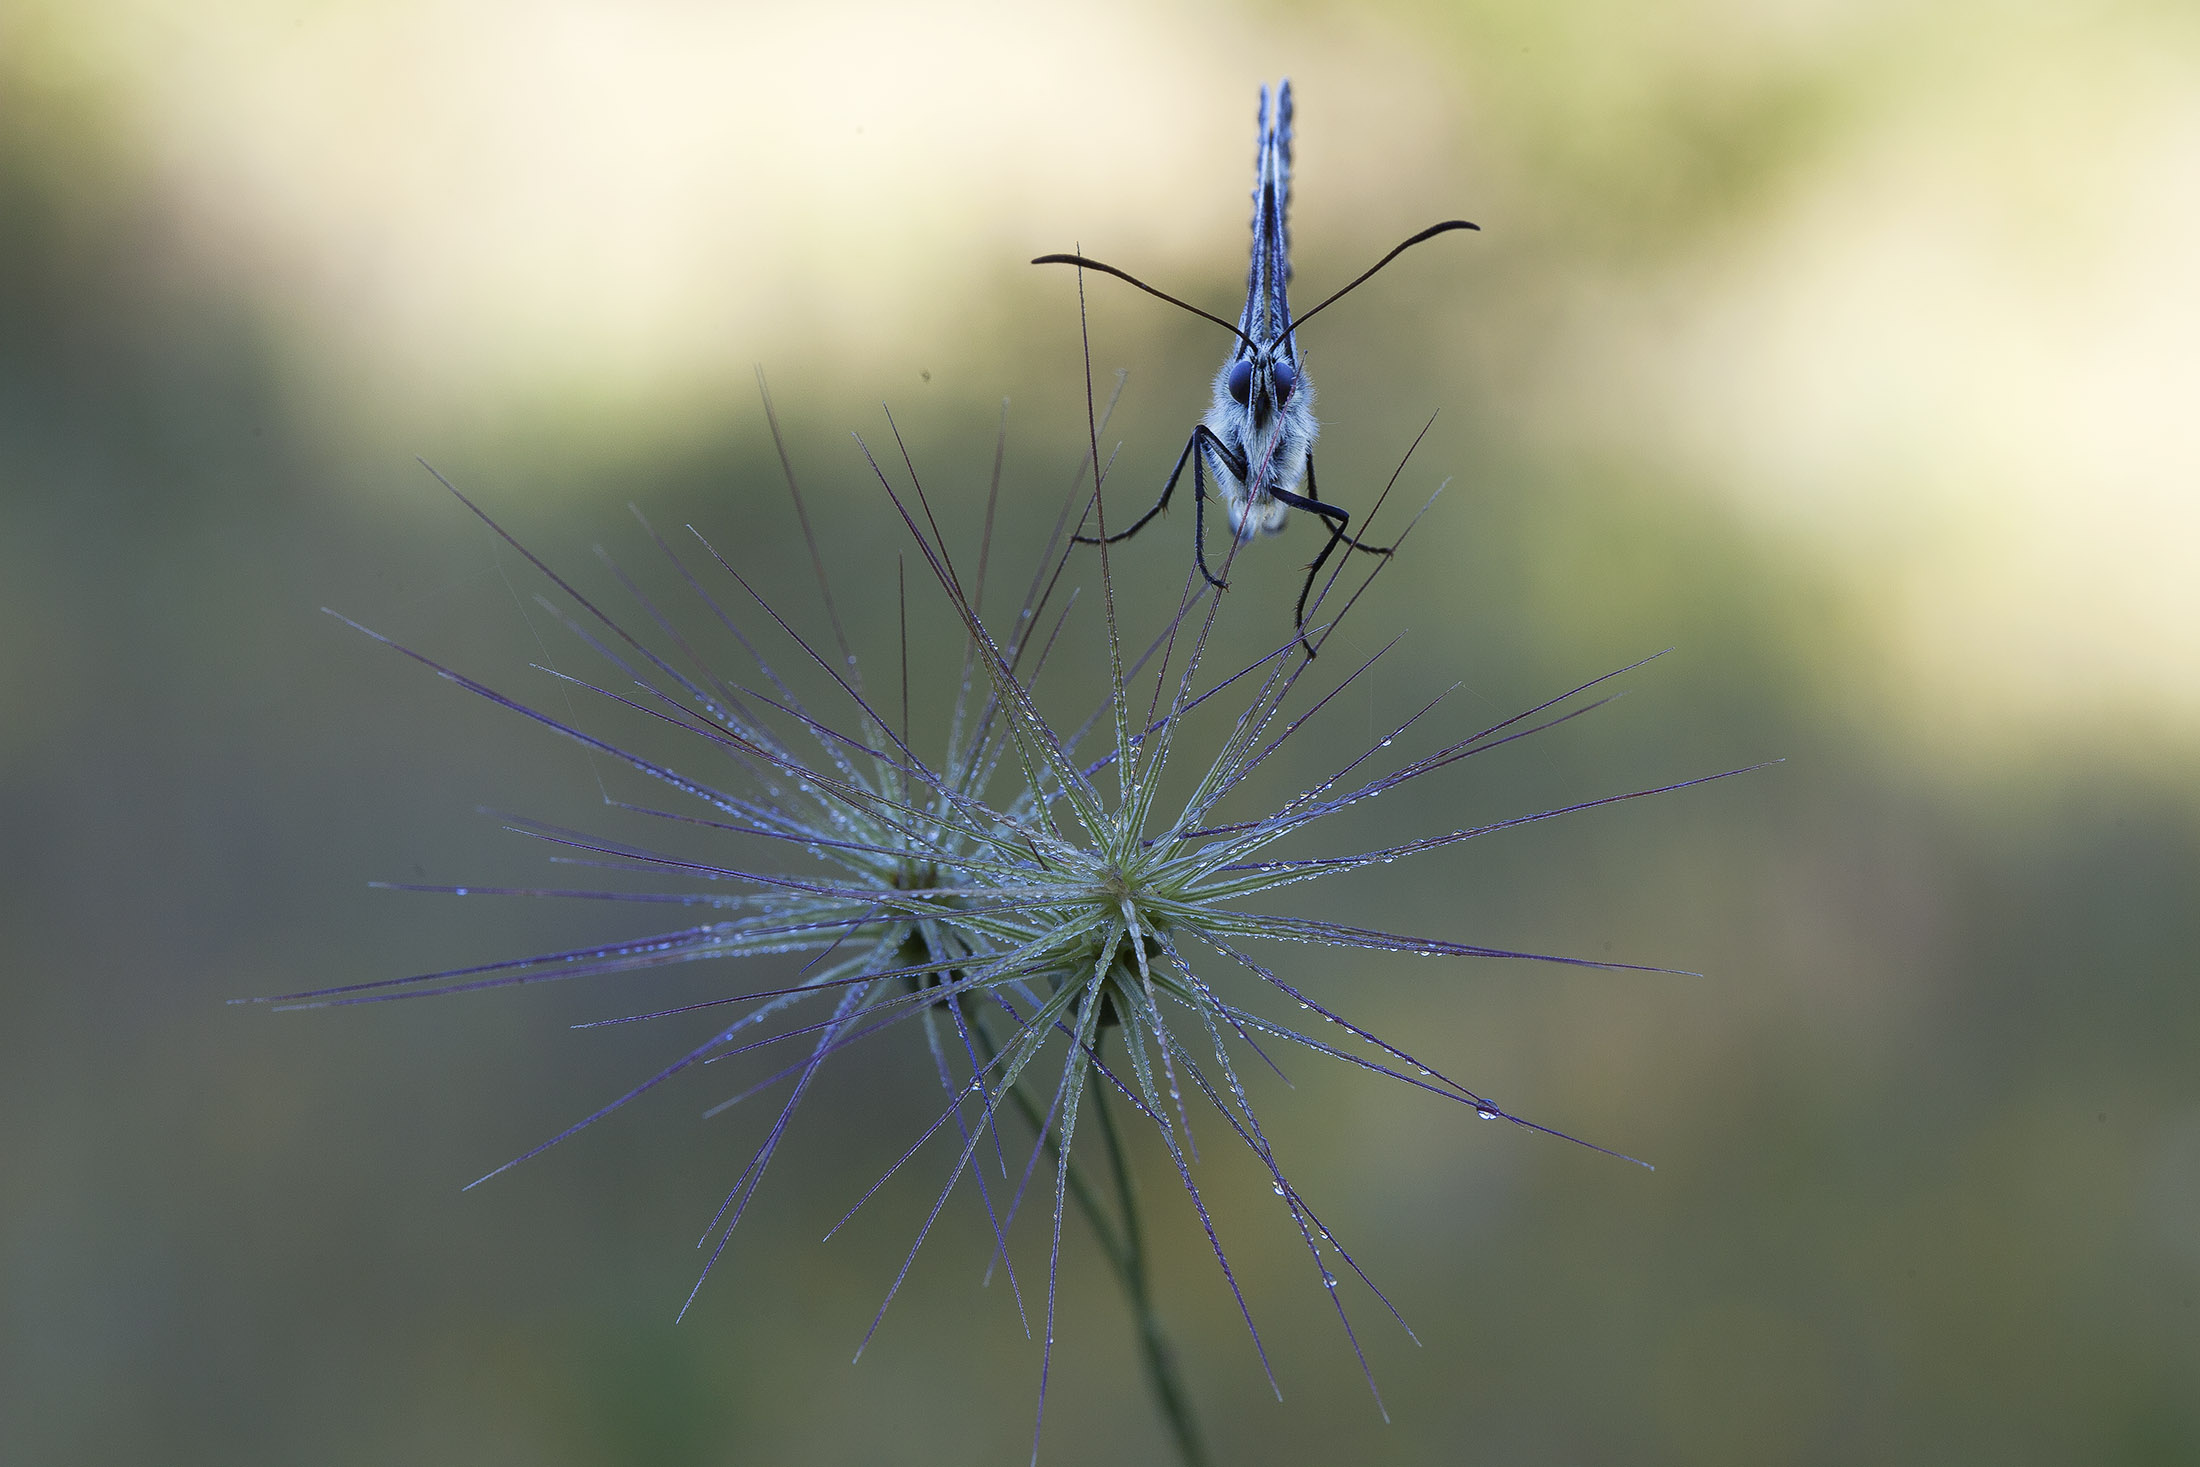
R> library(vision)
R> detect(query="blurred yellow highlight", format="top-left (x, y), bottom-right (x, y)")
top-left (35, 0), bottom-right (2200, 740)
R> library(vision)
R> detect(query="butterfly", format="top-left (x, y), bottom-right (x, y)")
top-left (1036, 79), bottom-right (1476, 654)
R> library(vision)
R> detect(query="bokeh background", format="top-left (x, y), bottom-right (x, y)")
top-left (5, 1), bottom-right (2197, 1463)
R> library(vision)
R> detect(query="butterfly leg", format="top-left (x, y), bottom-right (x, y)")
top-left (1074, 427), bottom-right (1202, 547)
top-left (1189, 426), bottom-right (1245, 591)
top-left (1292, 454), bottom-right (1396, 556)
top-left (1273, 455), bottom-right (1394, 656)
top-left (1267, 487), bottom-right (1342, 656)
top-left (1069, 422), bottom-right (1245, 593)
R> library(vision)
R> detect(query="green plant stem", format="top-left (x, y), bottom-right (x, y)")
top-left (961, 1002), bottom-right (1127, 1269)
top-left (1090, 1048), bottom-right (1208, 1467)
top-left (966, 1010), bottom-right (1207, 1465)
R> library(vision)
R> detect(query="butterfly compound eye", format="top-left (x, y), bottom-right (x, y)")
top-left (1226, 359), bottom-right (1254, 405)
top-left (1271, 358), bottom-right (1298, 404)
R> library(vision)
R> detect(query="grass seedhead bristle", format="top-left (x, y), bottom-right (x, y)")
top-left (281, 360), bottom-right (1751, 1462)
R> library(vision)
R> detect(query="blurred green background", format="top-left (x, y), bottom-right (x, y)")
top-left (5, 1), bottom-right (2197, 1463)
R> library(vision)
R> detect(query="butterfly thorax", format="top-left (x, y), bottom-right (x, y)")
top-left (1204, 346), bottom-right (1315, 540)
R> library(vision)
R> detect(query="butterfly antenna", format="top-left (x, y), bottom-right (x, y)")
top-left (1283, 219), bottom-right (1480, 335)
top-left (1032, 253), bottom-right (1255, 349)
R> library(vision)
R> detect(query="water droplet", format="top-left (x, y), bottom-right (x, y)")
top-left (452, 887), bottom-right (468, 896)
top-left (1475, 1104), bottom-right (1500, 1121)
top-left (1322, 1271), bottom-right (1338, 1289)
top-left (1271, 1182), bottom-right (1285, 1196)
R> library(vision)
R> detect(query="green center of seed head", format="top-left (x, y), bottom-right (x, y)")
top-left (1085, 884), bottom-right (1172, 1030)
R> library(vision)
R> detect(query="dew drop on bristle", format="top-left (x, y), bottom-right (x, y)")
top-left (1476, 1105), bottom-right (1500, 1120)
top-left (1271, 1182), bottom-right (1285, 1195)
top-left (1323, 1271), bottom-right (1338, 1289)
